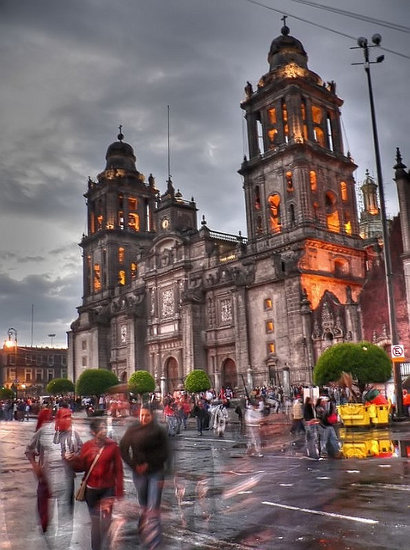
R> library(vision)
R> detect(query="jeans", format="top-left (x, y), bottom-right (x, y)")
top-left (132, 472), bottom-right (164, 549)
top-left (85, 486), bottom-right (114, 550)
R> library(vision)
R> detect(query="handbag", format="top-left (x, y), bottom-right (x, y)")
top-left (75, 446), bottom-right (104, 501)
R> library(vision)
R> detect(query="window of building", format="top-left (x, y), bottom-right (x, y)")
top-left (61, 369), bottom-right (67, 378)
top-left (48, 355), bottom-right (54, 366)
top-left (36, 369), bottom-right (42, 382)
top-left (282, 100), bottom-right (289, 143)
top-left (93, 263), bottom-right (101, 292)
top-left (131, 262), bottom-right (138, 280)
top-left (301, 98), bottom-right (308, 140)
top-left (118, 247), bottom-right (125, 264)
top-left (97, 215), bottom-right (103, 230)
top-left (118, 270), bottom-right (126, 286)
top-left (286, 171), bottom-right (293, 192)
top-left (81, 340), bottom-right (87, 351)
top-left (128, 213), bottom-right (140, 231)
top-left (8, 368), bottom-right (16, 381)
top-left (340, 181), bottom-right (348, 202)
top-left (47, 369), bottom-right (53, 382)
top-left (325, 191), bottom-right (340, 232)
top-left (266, 320), bottom-right (274, 333)
top-left (128, 197), bottom-right (137, 210)
top-left (344, 212), bottom-right (352, 235)
top-left (36, 355), bottom-right (43, 366)
top-left (254, 186), bottom-right (261, 210)
top-left (9, 354), bottom-right (15, 365)
top-left (25, 369), bottom-right (32, 382)
top-left (268, 194), bottom-right (281, 233)
top-left (82, 356), bottom-right (87, 367)
top-left (119, 212), bottom-right (125, 230)
top-left (310, 171), bottom-right (317, 192)
top-left (327, 114), bottom-right (334, 151)
top-left (61, 355), bottom-right (67, 366)
top-left (312, 105), bottom-right (326, 147)
top-left (264, 298), bottom-right (273, 310)
top-left (267, 342), bottom-right (276, 354)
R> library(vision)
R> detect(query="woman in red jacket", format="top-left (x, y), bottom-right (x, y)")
top-left (67, 418), bottom-right (123, 550)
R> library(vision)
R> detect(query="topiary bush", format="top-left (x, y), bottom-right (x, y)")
top-left (128, 370), bottom-right (155, 397)
top-left (46, 378), bottom-right (75, 395)
top-left (184, 369), bottom-right (211, 394)
top-left (313, 341), bottom-right (392, 393)
top-left (76, 368), bottom-right (119, 398)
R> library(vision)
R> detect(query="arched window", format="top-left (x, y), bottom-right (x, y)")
top-left (254, 186), bottom-right (261, 210)
top-left (118, 270), bottom-right (126, 286)
top-left (286, 171), bottom-right (293, 192)
top-left (310, 171), bottom-right (317, 192)
top-left (325, 191), bottom-right (340, 232)
top-left (128, 213), bottom-right (139, 231)
top-left (118, 247), bottom-right (125, 264)
top-left (93, 264), bottom-right (101, 292)
top-left (340, 181), bottom-right (348, 202)
top-left (268, 194), bottom-right (281, 233)
top-left (282, 100), bottom-right (289, 143)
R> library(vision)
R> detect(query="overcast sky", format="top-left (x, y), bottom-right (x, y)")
top-left (0, 0), bottom-right (409, 348)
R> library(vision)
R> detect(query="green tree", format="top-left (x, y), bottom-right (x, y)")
top-left (128, 370), bottom-right (155, 400)
top-left (76, 369), bottom-right (119, 398)
top-left (313, 341), bottom-right (392, 393)
top-left (46, 378), bottom-right (75, 395)
top-left (184, 369), bottom-right (211, 394)
top-left (0, 387), bottom-right (14, 400)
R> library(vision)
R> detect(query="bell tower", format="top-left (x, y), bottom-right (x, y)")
top-left (81, 129), bottom-right (157, 300)
top-left (239, 23), bottom-right (367, 353)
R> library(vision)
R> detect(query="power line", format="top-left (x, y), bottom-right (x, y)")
top-left (290, 0), bottom-right (410, 34)
top-left (241, 0), bottom-right (410, 60)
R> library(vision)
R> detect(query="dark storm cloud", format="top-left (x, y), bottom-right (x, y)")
top-left (0, 0), bottom-right (409, 345)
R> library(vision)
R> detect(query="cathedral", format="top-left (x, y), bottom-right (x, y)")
top-left (67, 24), bottom-right (410, 395)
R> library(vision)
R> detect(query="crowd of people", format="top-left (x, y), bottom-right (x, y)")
top-left (14, 382), bottom-right (367, 548)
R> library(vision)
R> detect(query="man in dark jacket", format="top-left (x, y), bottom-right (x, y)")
top-left (119, 405), bottom-right (171, 549)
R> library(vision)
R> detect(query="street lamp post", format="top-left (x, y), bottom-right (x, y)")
top-left (3, 328), bottom-right (18, 397)
top-left (352, 35), bottom-right (404, 418)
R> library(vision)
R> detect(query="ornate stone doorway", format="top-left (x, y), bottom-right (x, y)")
top-left (222, 358), bottom-right (237, 390)
top-left (165, 356), bottom-right (180, 394)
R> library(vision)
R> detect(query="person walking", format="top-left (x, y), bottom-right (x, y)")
top-left (67, 418), bottom-right (124, 550)
top-left (245, 400), bottom-right (263, 457)
top-left (290, 396), bottom-right (305, 435)
top-left (25, 408), bottom-right (82, 548)
top-left (120, 405), bottom-right (171, 550)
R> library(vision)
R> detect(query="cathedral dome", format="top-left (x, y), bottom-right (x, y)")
top-left (268, 24), bottom-right (308, 71)
top-left (105, 130), bottom-right (137, 172)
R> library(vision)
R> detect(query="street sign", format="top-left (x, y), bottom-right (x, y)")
top-left (391, 344), bottom-right (405, 362)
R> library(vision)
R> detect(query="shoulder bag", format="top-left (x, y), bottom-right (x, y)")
top-left (75, 446), bottom-right (104, 501)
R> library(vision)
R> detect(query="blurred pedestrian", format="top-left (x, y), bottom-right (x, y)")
top-left (25, 407), bottom-right (82, 548)
top-left (290, 396), bottom-right (305, 435)
top-left (245, 400), bottom-right (263, 457)
top-left (68, 418), bottom-right (124, 550)
top-left (120, 405), bottom-right (171, 549)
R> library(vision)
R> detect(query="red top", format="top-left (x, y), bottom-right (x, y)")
top-left (72, 438), bottom-right (124, 498)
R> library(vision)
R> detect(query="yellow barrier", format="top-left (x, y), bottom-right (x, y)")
top-left (338, 404), bottom-right (371, 427)
top-left (338, 403), bottom-right (391, 427)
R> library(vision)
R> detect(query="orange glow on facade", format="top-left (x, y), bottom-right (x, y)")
top-left (301, 273), bottom-right (361, 309)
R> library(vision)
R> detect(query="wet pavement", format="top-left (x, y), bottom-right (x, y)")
top-left (0, 413), bottom-right (409, 549)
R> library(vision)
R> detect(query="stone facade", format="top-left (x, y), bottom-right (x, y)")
top-left (68, 25), bottom-right (410, 394)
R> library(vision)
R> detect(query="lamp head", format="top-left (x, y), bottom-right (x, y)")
top-left (372, 33), bottom-right (382, 46)
top-left (357, 36), bottom-right (368, 48)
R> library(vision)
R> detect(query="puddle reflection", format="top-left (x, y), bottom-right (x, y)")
top-left (339, 428), bottom-right (410, 459)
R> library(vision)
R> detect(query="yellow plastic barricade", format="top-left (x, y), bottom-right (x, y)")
top-left (371, 404), bottom-right (390, 426)
top-left (338, 404), bottom-right (371, 427)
